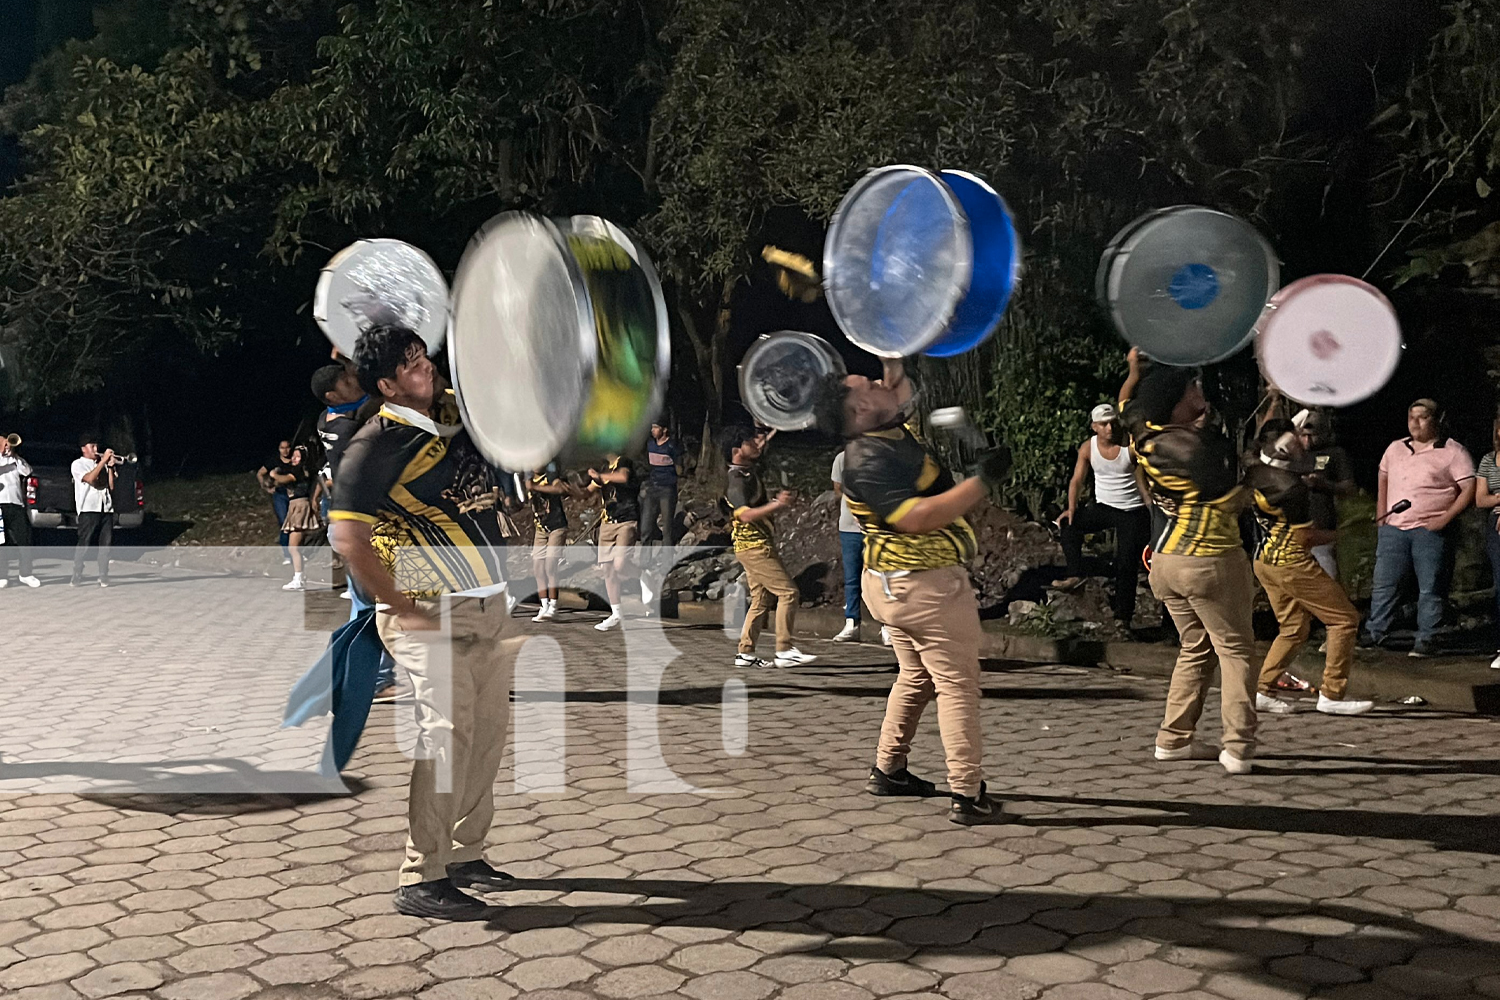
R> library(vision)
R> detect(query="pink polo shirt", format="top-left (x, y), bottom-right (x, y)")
top-left (1378, 437), bottom-right (1474, 530)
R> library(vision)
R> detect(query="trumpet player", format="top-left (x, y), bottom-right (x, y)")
top-left (72, 434), bottom-right (116, 588)
top-left (0, 433), bottom-right (40, 588)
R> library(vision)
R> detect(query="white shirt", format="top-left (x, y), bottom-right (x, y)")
top-left (1090, 436), bottom-right (1143, 510)
top-left (72, 456), bottom-right (115, 514)
top-left (831, 452), bottom-right (862, 533)
top-left (0, 452), bottom-right (31, 505)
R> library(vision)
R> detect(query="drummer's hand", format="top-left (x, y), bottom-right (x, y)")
top-left (774, 490), bottom-right (793, 507)
top-left (391, 600), bottom-right (439, 633)
top-left (1126, 347), bottom-right (1141, 371)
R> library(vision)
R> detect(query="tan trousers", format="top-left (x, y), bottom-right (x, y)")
top-left (377, 596), bottom-right (522, 886)
top-left (1254, 559), bottom-right (1358, 700)
top-left (1149, 551), bottom-right (1259, 759)
top-left (863, 564), bottom-right (984, 799)
top-left (737, 545), bottom-right (800, 654)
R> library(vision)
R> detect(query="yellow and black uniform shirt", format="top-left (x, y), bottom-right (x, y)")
top-left (724, 465), bottom-right (773, 553)
top-left (530, 474), bottom-right (569, 534)
top-left (842, 425), bottom-right (977, 573)
top-left (316, 397), bottom-right (380, 504)
top-left (592, 457), bottom-right (641, 523)
top-left (329, 391), bottom-right (507, 599)
top-left (1123, 405), bottom-right (1244, 557)
top-left (1244, 461), bottom-right (1315, 567)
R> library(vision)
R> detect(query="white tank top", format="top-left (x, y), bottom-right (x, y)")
top-left (1091, 436), bottom-right (1143, 510)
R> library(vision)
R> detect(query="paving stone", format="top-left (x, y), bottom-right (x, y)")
top-left (581, 934), bottom-right (677, 967)
top-left (940, 970), bottom-right (1043, 1000)
top-left (670, 942), bottom-right (762, 974)
top-left (422, 945), bottom-right (515, 979)
top-left (334, 964), bottom-right (437, 998)
top-left (415, 978), bottom-right (519, 1000)
top-left (1005, 953), bottom-right (1100, 985)
top-left (155, 972), bottom-right (260, 1000)
top-left (250, 952), bottom-right (350, 985)
top-left (678, 970), bottom-right (775, 1000)
top-left (70, 961), bottom-right (166, 998)
top-left (0, 953), bottom-right (96, 990)
top-left (503, 956), bottom-right (599, 991)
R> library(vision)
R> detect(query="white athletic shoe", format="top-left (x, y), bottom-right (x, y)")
top-left (339, 589), bottom-right (353, 600)
top-left (640, 576), bottom-right (656, 606)
top-left (1256, 692), bottom-right (1295, 714)
top-left (734, 653), bottom-right (772, 669)
top-left (880, 626), bottom-right (892, 646)
top-left (0, 579), bottom-right (8, 589)
top-left (774, 647), bottom-right (818, 667)
top-left (505, 591), bottom-right (518, 616)
top-left (282, 575), bottom-right (305, 592)
top-left (595, 613), bottom-right (622, 632)
top-left (1219, 749), bottom-right (1253, 775)
top-left (1154, 743), bottom-right (1194, 762)
top-left (282, 558), bottom-right (292, 566)
top-left (833, 619), bottom-right (858, 642)
top-left (533, 603), bottom-right (556, 623)
top-left (1316, 693), bottom-right (1374, 715)
top-left (18, 575), bottom-right (41, 589)
top-left (1491, 651), bottom-right (1500, 670)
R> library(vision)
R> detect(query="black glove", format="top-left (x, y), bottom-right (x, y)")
top-left (973, 446), bottom-right (1012, 489)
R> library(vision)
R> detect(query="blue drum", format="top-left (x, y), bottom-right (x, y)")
top-left (823, 166), bottom-right (1022, 358)
top-left (1097, 206), bottom-right (1280, 366)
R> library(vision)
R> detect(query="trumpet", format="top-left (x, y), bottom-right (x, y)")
top-left (101, 451), bottom-right (137, 467)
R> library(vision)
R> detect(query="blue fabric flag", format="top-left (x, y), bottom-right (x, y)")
top-left (283, 608), bottom-right (384, 774)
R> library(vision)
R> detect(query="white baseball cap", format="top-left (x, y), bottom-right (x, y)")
top-left (1090, 403), bottom-right (1118, 423)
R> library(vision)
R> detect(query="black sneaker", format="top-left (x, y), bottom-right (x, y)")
top-left (447, 859), bottom-right (515, 891)
top-left (1409, 641), bottom-right (1439, 659)
top-left (69, 576), bottom-right (83, 588)
top-left (949, 782), bottom-right (1001, 826)
top-left (1357, 632), bottom-right (1387, 650)
top-left (866, 765), bottom-right (938, 797)
top-left (393, 878), bottom-right (487, 920)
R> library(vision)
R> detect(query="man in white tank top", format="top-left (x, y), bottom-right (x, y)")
top-left (1053, 403), bottom-right (1152, 626)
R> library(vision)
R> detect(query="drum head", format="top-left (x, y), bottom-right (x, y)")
top-left (1256, 275), bottom-right (1402, 407)
top-left (449, 213), bottom-right (594, 470)
top-left (560, 216), bottom-right (671, 462)
top-left (1098, 206), bottom-right (1279, 366)
top-left (313, 240), bottom-right (449, 358)
top-left (738, 331), bottom-right (848, 432)
top-left (824, 166), bottom-right (972, 358)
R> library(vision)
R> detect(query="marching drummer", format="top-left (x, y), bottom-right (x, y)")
top-left (529, 464), bottom-right (577, 623)
top-left (823, 358), bottom-right (1008, 824)
top-left (587, 454), bottom-right (641, 631)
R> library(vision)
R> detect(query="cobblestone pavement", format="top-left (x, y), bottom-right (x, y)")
top-left (4, 562), bottom-right (1500, 999)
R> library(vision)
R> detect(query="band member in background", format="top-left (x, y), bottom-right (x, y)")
top-left (831, 448), bottom-right (864, 641)
top-left (587, 455), bottom-right (641, 631)
top-left (72, 434), bottom-right (116, 588)
top-left (1121, 359), bottom-right (1259, 775)
top-left (275, 446), bottom-right (322, 592)
top-left (257, 439), bottom-right (295, 564)
top-left (827, 360), bottom-right (1005, 824)
top-left (330, 324), bottom-right (519, 921)
top-left (641, 418), bottom-right (681, 545)
top-left (0, 434), bottom-right (40, 588)
top-left (1245, 421), bottom-right (1373, 717)
top-left (1054, 402), bottom-right (1151, 626)
top-left (529, 465), bottom-right (575, 622)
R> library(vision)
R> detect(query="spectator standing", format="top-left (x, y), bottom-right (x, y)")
top-left (831, 449), bottom-right (865, 641)
top-left (641, 419), bottom-right (681, 545)
top-left (1362, 399), bottom-right (1475, 657)
top-left (0, 435), bottom-right (40, 588)
top-left (1053, 403), bottom-right (1151, 626)
top-left (276, 446), bottom-right (323, 591)
top-left (257, 440), bottom-right (295, 564)
top-left (72, 434), bottom-right (116, 587)
top-left (1472, 417), bottom-right (1500, 670)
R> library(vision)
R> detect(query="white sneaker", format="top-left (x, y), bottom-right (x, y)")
top-left (282, 558), bottom-right (292, 565)
top-left (339, 589), bottom-right (353, 600)
top-left (0, 579), bottom-right (8, 589)
top-left (774, 647), bottom-right (818, 667)
top-left (1317, 693), bottom-right (1374, 715)
top-left (1490, 651), bottom-right (1500, 670)
top-left (1154, 744), bottom-right (1193, 761)
top-left (533, 603), bottom-right (556, 623)
top-left (18, 575), bottom-right (41, 589)
top-left (734, 653), bottom-right (772, 669)
top-left (1256, 692), bottom-right (1295, 714)
top-left (1219, 749), bottom-right (1253, 775)
top-left (833, 619), bottom-right (858, 642)
top-left (880, 626), bottom-right (892, 646)
top-left (595, 613), bottom-right (622, 632)
top-left (282, 576), bottom-right (304, 592)
top-left (640, 576), bottom-right (656, 605)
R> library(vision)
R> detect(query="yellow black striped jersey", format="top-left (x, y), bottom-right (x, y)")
top-left (842, 425), bottom-right (977, 572)
top-left (724, 465), bottom-right (773, 552)
top-left (1243, 462), bottom-right (1315, 566)
top-left (530, 474), bottom-right (569, 534)
top-left (329, 390), bottom-right (507, 599)
top-left (1123, 405), bottom-right (1245, 557)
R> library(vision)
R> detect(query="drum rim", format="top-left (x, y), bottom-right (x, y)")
top-left (1255, 273), bottom-right (1403, 407)
top-left (313, 238), bottom-right (449, 359)
top-left (738, 330), bottom-right (848, 432)
top-left (448, 212), bottom-right (596, 470)
top-left (1100, 205), bottom-right (1279, 366)
top-left (824, 164), bottom-right (973, 359)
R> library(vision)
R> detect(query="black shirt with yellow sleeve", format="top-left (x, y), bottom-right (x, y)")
top-left (1122, 405), bottom-right (1245, 558)
top-left (329, 390), bottom-right (507, 599)
top-left (1243, 461), bottom-right (1315, 567)
top-left (530, 473), bottom-right (569, 533)
top-left (842, 425), bottom-right (977, 573)
top-left (724, 465), bottom-right (773, 553)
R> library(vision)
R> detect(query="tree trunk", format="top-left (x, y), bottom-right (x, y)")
top-left (677, 275), bottom-right (736, 488)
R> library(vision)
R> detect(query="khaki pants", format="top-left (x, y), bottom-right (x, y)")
top-left (737, 545), bottom-right (800, 654)
top-left (1149, 551), bottom-right (1259, 759)
top-left (863, 564), bottom-right (984, 799)
top-left (377, 596), bottom-right (522, 886)
top-left (1254, 559), bottom-right (1358, 700)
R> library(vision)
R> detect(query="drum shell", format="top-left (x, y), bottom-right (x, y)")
top-left (738, 331), bottom-right (848, 432)
top-left (925, 171), bottom-right (1022, 358)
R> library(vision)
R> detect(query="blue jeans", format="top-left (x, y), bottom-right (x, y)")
top-left (349, 579), bottom-right (396, 688)
top-left (271, 491), bottom-right (290, 558)
top-left (1486, 518), bottom-right (1500, 631)
top-left (1366, 525), bottom-right (1447, 644)
top-left (840, 531), bottom-right (864, 621)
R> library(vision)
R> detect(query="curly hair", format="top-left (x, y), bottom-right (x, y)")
top-left (352, 325), bottom-right (425, 398)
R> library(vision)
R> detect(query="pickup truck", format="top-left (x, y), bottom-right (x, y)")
top-left (19, 442), bottom-right (145, 530)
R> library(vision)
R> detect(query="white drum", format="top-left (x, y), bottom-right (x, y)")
top-left (1255, 274), bottom-right (1403, 407)
top-left (313, 239), bottom-right (449, 359)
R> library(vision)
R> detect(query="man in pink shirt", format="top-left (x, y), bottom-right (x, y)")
top-left (1362, 399), bottom-right (1475, 657)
